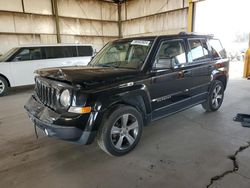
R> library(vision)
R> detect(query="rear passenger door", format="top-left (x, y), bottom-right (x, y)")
top-left (39, 46), bottom-right (77, 69)
top-left (186, 38), bottom-right (213, 103)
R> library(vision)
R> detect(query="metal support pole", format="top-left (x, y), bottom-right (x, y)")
top-left (118, 2), bottom-right (122, 38)
top-left (51, 0), bottom-right (61, 43)
top-left (188, 0), bottom-right (194, 32)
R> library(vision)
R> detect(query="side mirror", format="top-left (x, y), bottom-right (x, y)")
top-left (154, 58), bottom-right (174, 70)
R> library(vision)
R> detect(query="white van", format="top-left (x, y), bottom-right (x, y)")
top-left (0, 44), bottom-right (93, 96)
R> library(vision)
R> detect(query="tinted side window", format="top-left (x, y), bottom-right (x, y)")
top-left (77, 46), bottom-right (93, 57)
top-left (45, 46), bottom-right (78, 59)
top-left (156, 40), bottom-right (186, 66)
top-left (188, 39), bottom-right (209, 62)
top-left (209, 39), bottom-right (227, 59)
top-left (45, 47), bottom-right (66, 59)
top-left (62, 46), bottom-right (77, 58)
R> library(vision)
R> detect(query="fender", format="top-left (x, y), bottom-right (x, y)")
top-left (82, 83), bottom-right (152, 132)
top-left (96, 82), bottom-right (152, 119)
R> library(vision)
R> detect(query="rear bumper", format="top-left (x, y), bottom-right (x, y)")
top-left (24, 95), bottom-right (97, 144)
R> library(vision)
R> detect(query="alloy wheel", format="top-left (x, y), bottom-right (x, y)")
top-left (212, 85), bottom-right (223, 108)
top-left (110, 113), bottom-right (139, 150)
top-left (0, 80), bottom-right (5, 94)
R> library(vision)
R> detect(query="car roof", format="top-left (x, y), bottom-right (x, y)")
top-left (17, 43), bottom-right (93, 48)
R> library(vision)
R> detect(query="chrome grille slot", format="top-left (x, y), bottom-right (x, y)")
top-left (35, 78), bottom-right (57, 109)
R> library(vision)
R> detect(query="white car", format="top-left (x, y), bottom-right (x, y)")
top-left (0, 44), bottom-right (93, 96)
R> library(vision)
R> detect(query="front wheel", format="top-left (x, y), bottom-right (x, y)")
top-left (202, 80), bottom-right (225, 112)
top-left (97, 105), bottom-right (143, 156)
top-left (0, 76), bottom-right (9, 97)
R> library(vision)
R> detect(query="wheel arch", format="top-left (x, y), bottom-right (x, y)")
top-left (0, 74), bottom-right (11, 87)
top-left (100, 88), bottom-right (152, 126)
top-left (214, 75), bottom-right (227, 90)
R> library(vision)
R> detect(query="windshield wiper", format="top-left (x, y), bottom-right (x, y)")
top-left (95, 64), bottom-right (118, 68)
top-left (117, 67), bottom-right (137, 69)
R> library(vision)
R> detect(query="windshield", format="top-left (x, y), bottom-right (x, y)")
top-left (89, 39), bottom-right (153, 69)
top-left (0, 47), bottom-right (18, 62)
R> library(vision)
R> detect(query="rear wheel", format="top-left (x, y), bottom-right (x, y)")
top-left (202, 80), bottom-right (224, 112)
top-left (0, 76), bottom-right (9, 96)
top-left (97, 105), bottom-right (143, 156)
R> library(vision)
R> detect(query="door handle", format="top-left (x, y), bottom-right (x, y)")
top-left (183, 70), bottom-right (192, 77)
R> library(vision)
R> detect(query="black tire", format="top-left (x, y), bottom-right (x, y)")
top-left (202, 80), bottom-right (224, 112)
top-left (97, 105), bottom-right (143, 156)
top-left (0, 76), bottom-right (9, 97)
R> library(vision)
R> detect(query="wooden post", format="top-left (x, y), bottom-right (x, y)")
top-left (51, 0), bottom-right (61, 43)
top-left (118, 2), bottom-right (122, 38)
top-left (21, 0), bottom-right (25, 13)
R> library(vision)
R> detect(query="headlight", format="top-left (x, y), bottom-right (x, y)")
top-left (60, 89), bottom-right (71, 107)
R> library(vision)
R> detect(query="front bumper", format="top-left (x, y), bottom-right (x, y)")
top-left (24, 95), bottom-right (97, 144)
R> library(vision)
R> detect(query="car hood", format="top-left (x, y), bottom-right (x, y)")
top-left (36, 66), bottom-right (140, 88)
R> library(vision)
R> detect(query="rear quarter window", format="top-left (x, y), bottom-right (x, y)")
top-left (209, 39), bottom-right (227, 59)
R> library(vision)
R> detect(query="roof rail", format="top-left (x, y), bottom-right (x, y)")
top-left (178, 32), bottom-right (214, 37)
top-left (178, 32), bottom-right (189, 35)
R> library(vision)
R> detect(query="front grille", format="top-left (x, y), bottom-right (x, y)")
top-left (35, 78), bottom-right (58, 109)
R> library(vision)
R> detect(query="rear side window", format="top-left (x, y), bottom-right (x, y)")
top-left (44, 46), bottom-right (77, 59)
top-left (12, 48), bottom-right (42, 62)
top-left (77, 46), bottom-right (93, 57)
top-left (44, 47), bottom-right (63, 59)
top-left (188, 39), bottom-right (210, 62)
top-left (63, 46), bottom-right (77, 57)
top-left (209, 39), bottom-right (227, 59)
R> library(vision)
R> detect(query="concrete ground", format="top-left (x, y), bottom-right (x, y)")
top-left (0, 61), bottom-right (250, 188)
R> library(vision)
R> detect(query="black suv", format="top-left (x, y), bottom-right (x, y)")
top-left (25, 33), bottom-right (229, 156)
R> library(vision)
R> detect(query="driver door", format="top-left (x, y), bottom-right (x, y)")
top-left (10, 47), bottom-right (42, 86)
top-left (149, 39), bottom-right (194, 120)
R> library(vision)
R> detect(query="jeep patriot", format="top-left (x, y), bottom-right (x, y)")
top-left (25, 33), bottom-right (229, 156)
